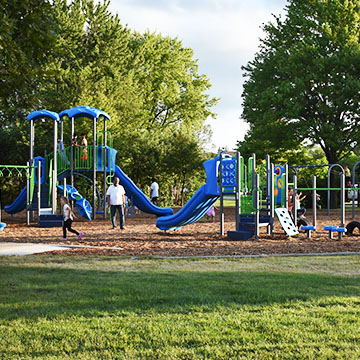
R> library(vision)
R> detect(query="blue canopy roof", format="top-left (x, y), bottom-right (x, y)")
top-left (26, 110), bottom-right (61, 123)
top-left (59, 106), bottom-right (111, 121)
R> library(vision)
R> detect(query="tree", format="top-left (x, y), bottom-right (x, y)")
top-left (238, 0), bottom-right (360, 164)
top-left (0, 0), bottom-right (55, 122)
top-left (0, 0), bottom-right (56, 165)
top-left (162, 132), bottom-right (205, 205)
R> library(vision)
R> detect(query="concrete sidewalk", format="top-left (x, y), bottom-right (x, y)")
top-left (0, 242), bottom-right (124, 256)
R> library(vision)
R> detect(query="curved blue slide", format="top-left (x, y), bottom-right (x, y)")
top-left (57, 184), bottom-right (92, 221)
top-left (156, 185), bottom-right (219, 230)
top-left (114, 165), bottom-right (173, 217)
top-left (4, 187), bottom-right (27, 214)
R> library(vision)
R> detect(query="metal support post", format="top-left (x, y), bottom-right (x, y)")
top-left (37, 161), bottom-right (41, 222)
top-left (269, 163), bottom-right (274, 238)
top-left (284, 164), bottom-right (289, 210)
top-left (30, 119), bottom-right (34, 161)
top-left (103, 119), bottom-right (107, 219)
top-left (219, 153), bottom-right (224, 236)
top-left (312, 176), bottom-right (317, 227)
top-left (70, 117), bottom-right (74, 189)
top-left (93, 116), bottom-right (97, 220)
top-left (26, 161), bottom-right (30, 225)
top-left (340, 174), bottom-right (345, 240)
top-left (236, 152), bottom-right (241, 231)
top-left (254, 174), bottom-right (260, 240)
top-left (70, 117), bottom-right (75, 210)
top-left (52, 120), bottom-right (58, 214)
top-left (266, 155), bottom-right (271, 234)
top-left (292, 175), bottom-right (297, 223)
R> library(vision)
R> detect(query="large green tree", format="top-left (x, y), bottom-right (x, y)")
top-left (0, 0), bottom-right (56, 164)
top-left (0, 0), bottom-right (218, 205)
top-left (238, 0), bottom-right (360, 164)
top-left (0, 0), bottom-right (55, 121)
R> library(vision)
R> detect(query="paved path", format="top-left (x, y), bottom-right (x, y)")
top-left (1, 242), bottom-right (360, 258)
top-left (0, 242), bottom-right (124, 256)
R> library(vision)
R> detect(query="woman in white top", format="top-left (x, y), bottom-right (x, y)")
top-left (60, 196), bottom-right (83, 241)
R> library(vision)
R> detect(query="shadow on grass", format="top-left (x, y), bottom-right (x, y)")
top-left (1, 265), bottom-right (359, 320)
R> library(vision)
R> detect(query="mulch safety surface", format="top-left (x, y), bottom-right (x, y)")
top-left (1, 208), bottom-right (359, 257)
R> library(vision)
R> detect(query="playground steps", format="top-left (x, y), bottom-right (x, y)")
top-left (38, 214), bottom-right (63, 228)
top-left (227, 214), bottom-right (271, 241)
top-left (30, 184), bottom-right (50, 210)
top-left (228, 230), bottom-right (255, 240)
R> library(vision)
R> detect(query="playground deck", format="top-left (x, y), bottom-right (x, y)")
top-left (1, 208), bottom-right (359, 257)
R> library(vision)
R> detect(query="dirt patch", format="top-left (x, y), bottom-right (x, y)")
top-left (1, 208), bottom-right (359, 257)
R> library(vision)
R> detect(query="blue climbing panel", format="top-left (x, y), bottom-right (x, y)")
top-left (222, 158), bottom-right (236, 191)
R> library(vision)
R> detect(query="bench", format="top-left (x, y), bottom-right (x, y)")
top-left (300, 225), bottom-right (316, 238)
top-left (324, 226), bottom-right (346, 239)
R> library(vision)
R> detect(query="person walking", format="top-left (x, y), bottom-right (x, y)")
top-left (106, 177), bottom-right (126, 229)
top-left (60, 196), bottom-right (82, 241)
top-left (150, 178), bottom-right (159, 205)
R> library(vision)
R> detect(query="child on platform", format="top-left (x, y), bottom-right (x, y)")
top-left (60, 196), bottom-right (83, 241)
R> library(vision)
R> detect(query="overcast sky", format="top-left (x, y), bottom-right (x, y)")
top-left (108, 0), bottom-right (287, 151)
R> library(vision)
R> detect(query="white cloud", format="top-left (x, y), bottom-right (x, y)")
top-left (206, 108), bottom-right (249, 152)
top-left (108, 0), bottom-right (287, 150)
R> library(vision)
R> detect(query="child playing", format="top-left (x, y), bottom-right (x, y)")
top-left (206, 205), bottom-right (217, 221)
top-left (60, 196), bottom-right (83, 241)
top-left (288, 188), bottom-right (306, 219)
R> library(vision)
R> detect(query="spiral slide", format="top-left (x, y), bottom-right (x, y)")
top-left (57, 184), bottom-right (92, 221)
top-left (113, 165), bottom-right (173, 217)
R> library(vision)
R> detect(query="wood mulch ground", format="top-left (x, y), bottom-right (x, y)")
top-left (1, 208), bottom-right (359, 257)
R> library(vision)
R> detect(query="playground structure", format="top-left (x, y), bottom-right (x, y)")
top-left (220, 153), bottom-right (360, 240)
top-left (2, 105), bottom-right (360, 240)
top-left (3, 106), bottom-right (173, 227)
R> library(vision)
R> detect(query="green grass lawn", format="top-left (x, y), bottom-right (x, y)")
top-left (1, 255), bottom-right (360, 359)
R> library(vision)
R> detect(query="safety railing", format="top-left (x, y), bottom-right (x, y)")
top-left (47, 145), bottom-right (95, 175)
top-left (0, 165), bottom-right (30, 178)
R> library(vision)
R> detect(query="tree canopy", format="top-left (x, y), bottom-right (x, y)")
top-left (238, 0), bottom-right (360, 164)
top-left (0, 0), bottom-right (217, 204)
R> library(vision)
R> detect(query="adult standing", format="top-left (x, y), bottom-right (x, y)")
top-left (150, 178), bottom-right (159, 205)
top-left (106, 177), bottom-right (126, 229)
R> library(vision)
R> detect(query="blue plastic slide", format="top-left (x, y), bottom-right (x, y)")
top-left (57, 184), bottom-right (92, 221)
top-left (155, 156), bottom-right (220, 230)
top-left (114, 165), bottom-right (173, 217)
top-left (4, 187), bottom-right (27, 214)
top-left (156, 185), bottom-right (219, 230)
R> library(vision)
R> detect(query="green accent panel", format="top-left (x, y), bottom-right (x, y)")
top-left (248, 157), bottom-right (253, 189)
top-left (48, 160), bottom-right (53, 206)
top-left (240, 195), bottom-right (254, 214)
top-left (29, 166), bottom-right (35, 205)
top-left (0, 165), bottom-right (29, 178)
top-left (281, 173), bottom-right (286, 207)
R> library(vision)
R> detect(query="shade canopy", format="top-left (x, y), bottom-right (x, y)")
top-left (59, 106), bottom-right (110, 121)
top-left (26, 110), bottom-right (61, 123)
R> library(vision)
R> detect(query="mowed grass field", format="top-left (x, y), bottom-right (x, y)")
top-left (1, 255), bottom-right (360, 359)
